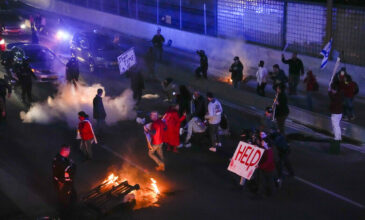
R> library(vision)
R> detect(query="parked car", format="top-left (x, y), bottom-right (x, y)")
top-left (7, 43), bottom-right (65, 82)
top-left (70, 31), bottom-right (122, 72)
top-left (0, 12), bottom-right (28, 36)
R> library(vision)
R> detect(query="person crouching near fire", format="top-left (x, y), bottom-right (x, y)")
top-left (144, 111), bottom-right (166, 171)
top-left (77, 111), bottom-right (97, 160)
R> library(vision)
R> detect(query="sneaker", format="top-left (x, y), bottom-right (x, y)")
top-left (185, 143), bottom-right (192, 148)
top-left (209, 147), bottom-right (217, 152)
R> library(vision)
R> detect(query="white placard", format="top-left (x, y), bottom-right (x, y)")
top-left (118, 47), bottom-right (137, 74)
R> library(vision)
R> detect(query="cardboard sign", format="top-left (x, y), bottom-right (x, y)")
top-left (228, 141), bottom-right (265, 180)
top-left (118, 47), bottom-right (137, 74)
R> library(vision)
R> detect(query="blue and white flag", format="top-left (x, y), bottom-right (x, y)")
top-left (320, 38), bottom-right (332, 69)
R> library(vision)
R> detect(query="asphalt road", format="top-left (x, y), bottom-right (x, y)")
top-left (0, 3), bottom-right (364, 220)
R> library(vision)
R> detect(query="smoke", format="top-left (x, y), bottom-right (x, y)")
top-left (20, 83), bottom-right (136, 127)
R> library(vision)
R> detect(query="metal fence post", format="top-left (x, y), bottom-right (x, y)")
top-left (136, 0), bottom-right (139, 19)
top-left (326, 0), bottom-right (333, 59)
top-left (179, 0), bottom-right (182, 29)
top-left (100, 0), bottom-right (103, 11)
top-left (117, 0), bottom-right (120, 15)
top-left (157, 0), bottom-right (160, 24)
top-left (204, 3), bottom-right (207, 35)
top-left (282, 0), bottom-right (288, 50)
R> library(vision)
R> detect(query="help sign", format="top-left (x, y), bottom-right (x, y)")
top-left (228, 141), bottom-right (265, 180)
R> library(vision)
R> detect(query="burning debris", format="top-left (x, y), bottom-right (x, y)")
top-left (83, 172), bottom-right (162, 214)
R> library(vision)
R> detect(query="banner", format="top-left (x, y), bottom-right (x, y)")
top-left (117, 47), bottom-right (137, 74)
top-left (228, 141), bottom-right (265, 180)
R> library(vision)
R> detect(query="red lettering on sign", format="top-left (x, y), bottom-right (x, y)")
top-left (243, 147), bottom-right (254, 165)
top-left (234, 144), bottom-right (246, 161)
top-left (239, 146), bottom-right (251, 163)
top-left (246, 150), bottom-right (262, 171)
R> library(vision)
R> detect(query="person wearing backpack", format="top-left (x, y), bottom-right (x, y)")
top-left (304, 70), bottom-right (318, 111)
top-left (343, 75), bottom-right (358, 120)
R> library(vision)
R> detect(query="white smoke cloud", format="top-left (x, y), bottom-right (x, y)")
top-left (20, 83), bottom-right (136, 127)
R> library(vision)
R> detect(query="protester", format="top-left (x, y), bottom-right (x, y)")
top-left (1, 50), bottom-right (13, 79)
top-left (77, 111), bottom-right (97, 159)
top-left (274, 85), bottom-right (289, 135)
top-left (303, 70), bottom-right (318, 111)
top-left (270, 64), bottom-right (288, 91)
top-left (256, 60), bottom-right (268, 96)
top-left (161, 78), bottom-right (176, 102)
top-left (229, 56), bottom-right (244, 88)
top-left (93, 88), bottom-right (107, 137)
top-left (152, 27), bottom-right (165, 61)
top-left (343, 75), bottom-right (358, 120)
top-left (163, 104), bottom-right (186, 152)
top-left (15, 57), bottom-right (37, 104)
top-left (332, 67), bottom-right (349, 91)
top-left (144, 111), bottom-right (166, 171)
top-left (176, 85), bottom-right (191, 117)
top-left (256, 132), bottom-right (275, 197)
top-left (66, 57), bottom-right (79, 87)
top-left (282, 52), bottom-right (304, 95)
top-left (329, 83), bottom-right (343, 153)
top-left (144, 47), bottom-right (156, 79)
top-left (52, 145), bottom-right (77, 218)
top-left (130, 69), bottom-right (145, 104)
top-left (260, 106), bottom-right (277, 134)
top-left (184, 116), bottom-right (207, 148)
top-left (205, 92), bottom-right (223, 152)
top-left (195, 50), bottom-right (208, 79)
top-left (191, 90), bottom-right (206, 120)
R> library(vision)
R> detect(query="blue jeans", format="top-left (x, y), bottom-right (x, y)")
top-left (343, 97), bottom-right (354, 118)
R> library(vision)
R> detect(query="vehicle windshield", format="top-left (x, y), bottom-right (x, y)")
top-left (92, 34), bottom-right (115, 50)
top-left (23, 48), bottom-right (55, 62)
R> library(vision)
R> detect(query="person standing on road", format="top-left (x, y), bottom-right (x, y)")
top-left (329, 83), bottom-right (343, 153)
top-left (93, 88), bottom-right (107, 138)
top-left (282, 52), bottom-right (304, 95)
top-left (66, 57), bottom-right (79, 87)
top-left (303, 70), bottom-right (318, 111)
top-left (229, 56), bottom-right (244, 89)
top-left (144, 111), bottom-right (166, 171)
top-left (343, 75), bottom-right (358, 121)
top-left (152, 27), bottom-right (165, 61)
top-left (205, 92), bottom-right (223, 152)
top-left (270, 64), bottom-right (288, 91)
top-left (177, 85), bottom-right (191, 117)
top-left (52, 145), bottom-right (77, 218)
top-left (15, 57), bottom-right (37, 104)
top-left (77, 111), bottom-right (97, 159)
top-left (163, 104), bottom-right (186, 152)
top-left (256, 60), bottom-right (268, 97)
top-left (191, 90), bottom-right (206, 120)
top-left (195, 50), bottom-right (208, 79)
top-left (274, 85), bottom-right (289, 135)
top-left (130, 69), bottom-right (145, 105)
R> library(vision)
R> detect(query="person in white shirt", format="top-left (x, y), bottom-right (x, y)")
top-left (205, 92), bottom-right (223, 152)
top-left (256, 60), bottom-right (268, 97)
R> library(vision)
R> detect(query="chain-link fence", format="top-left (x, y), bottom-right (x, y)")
top-left (58, 0), bottom-right (365, 66)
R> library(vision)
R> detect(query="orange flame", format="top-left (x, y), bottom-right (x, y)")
top-left (150, 178), bottom-right (160, 195)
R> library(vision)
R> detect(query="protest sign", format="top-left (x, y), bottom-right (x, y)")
top-left (118, 47), bottom-right (137, 74)
top-left (228, 141), bottom-right (265, 180)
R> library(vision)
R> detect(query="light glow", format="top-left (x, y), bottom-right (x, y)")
top-left (55, 30), bottom-right (71, 41)
top-left (0, 39), bottom-right (5, 45)
top-left (20, 24), bottom-right (26, 29)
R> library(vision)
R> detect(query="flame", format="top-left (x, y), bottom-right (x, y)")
top-left (150, 178), bottom-right (160, 195)
top-left (102, 173), bottom-right (120, 187)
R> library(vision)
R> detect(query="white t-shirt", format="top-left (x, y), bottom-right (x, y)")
top-left (256, 67), bottom-right (268, 84)
top-left (206, 99), bottom-right (222, 125)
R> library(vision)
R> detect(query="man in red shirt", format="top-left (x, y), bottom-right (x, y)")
top-left (144, 111), bottom-right (166, 171)
top-left (77, 111), bottom-right (97, 159)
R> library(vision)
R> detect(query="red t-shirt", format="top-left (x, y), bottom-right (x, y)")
top-left (78, 120), bottom-right (94, 141)
top-left (150, 119), bottom-right (166, 145)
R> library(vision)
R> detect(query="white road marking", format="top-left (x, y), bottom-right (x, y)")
top-left (294, 175), bottom-right (364, 209)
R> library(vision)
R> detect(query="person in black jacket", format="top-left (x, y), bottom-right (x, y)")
top-left (274, 84), bottom-right (289, 135)
top-left (271, 64), bottom-right (288, 91)
top-left (191, 90), bottom-right (206, 120)
top-left (229, 56), bottom-right (244, 88)
top-left (195, 50), bottom-right (208, 79)
top-left (52, 145), bottom-right (77, 217)
top-left (152, 28), bottom-right (165, 61)
top-left (177, 85), bottom-right (191, 117)
top-left (282, 52), bottom-right (304, 95)
top-left (93, 88), bottom-right (107, 134)
top-left (66, 57), bottom-right (79, 87)
top-left (15, 58), bottom-right (37, 104)
top-left (130, 69), bottom-right (145, 104)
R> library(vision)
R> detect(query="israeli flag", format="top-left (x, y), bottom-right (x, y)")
top-left (320, 39), bottom-right (332, 69)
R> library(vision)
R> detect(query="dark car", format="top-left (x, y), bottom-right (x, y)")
top-left (70, 31), bottom-right (122, 72)
top-left (7, 43), bottom-right (65, 82)
top-left (0, 12), bottom-right (28, 36)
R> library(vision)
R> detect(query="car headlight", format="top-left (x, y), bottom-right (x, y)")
top-left (20, 24), bottom-right (26, 29)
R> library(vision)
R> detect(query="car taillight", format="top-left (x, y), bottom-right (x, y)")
top-left (0, 39), bottom-right (5, 45)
